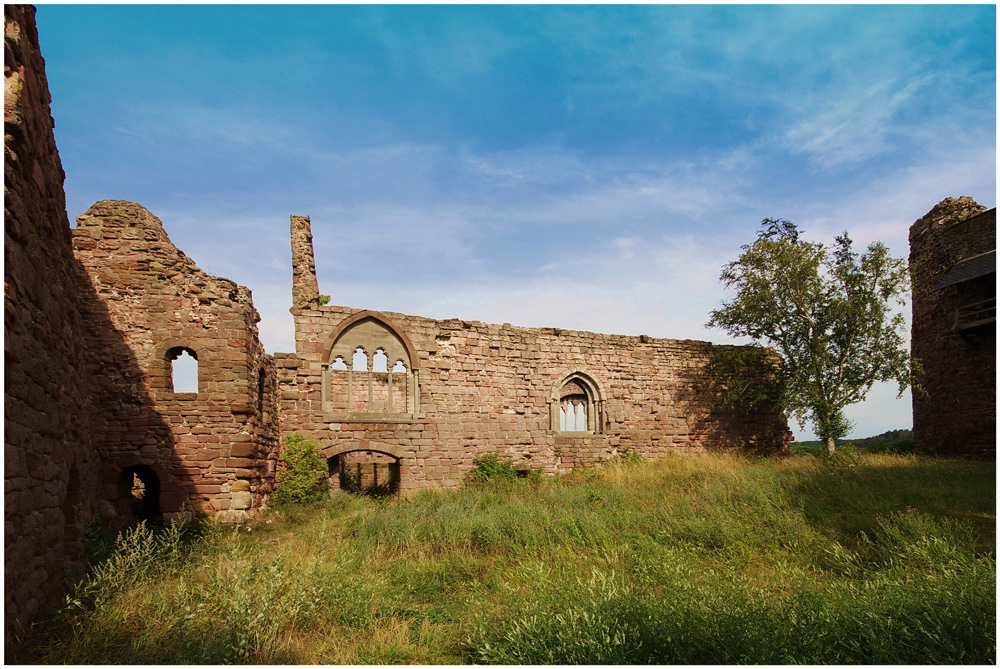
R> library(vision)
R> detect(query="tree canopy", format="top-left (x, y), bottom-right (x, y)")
top-left (708, 218), bottom-right (918, 452)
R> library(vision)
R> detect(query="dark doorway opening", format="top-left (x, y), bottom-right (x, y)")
top-left (117, 465), bottom-right (163, 522)
top-left (329, 451), bottom-right (400, 497)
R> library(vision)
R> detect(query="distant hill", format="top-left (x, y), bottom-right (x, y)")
top-left (854, 429), bottom-right (913, 446)
top-left (791, 429), bottom-right (913, 451)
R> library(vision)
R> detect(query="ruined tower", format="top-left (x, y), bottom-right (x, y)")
top-left (909, 197), bottom-right (996, 458)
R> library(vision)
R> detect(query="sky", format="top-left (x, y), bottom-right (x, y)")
top-left (34, 3), bottom-right (996, 440)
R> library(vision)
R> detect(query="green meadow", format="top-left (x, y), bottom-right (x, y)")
top-left (18, 451), bottom-right (995, 664)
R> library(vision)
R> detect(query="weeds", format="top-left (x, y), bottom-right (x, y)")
top-left (21, 452), bottom-right (995, 664)
top-left (465, 452), bottom-right (519, 483)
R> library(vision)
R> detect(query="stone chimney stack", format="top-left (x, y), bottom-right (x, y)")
top-left (290, 215), bottom-right (320, 310)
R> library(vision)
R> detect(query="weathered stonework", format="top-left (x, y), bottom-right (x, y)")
top-left (4, 4), bottom-right (107, 642)
top-left (278, 217), bottom-right (791, 490)
top-left (4, 3), bottom-right (788, 644)
top-left (71, 200), bottom-right (281, 521)
top-left (909, 197), bottom-right (996, 458)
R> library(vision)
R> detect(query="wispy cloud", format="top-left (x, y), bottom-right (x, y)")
top-left (782, 75), bottom-right (934, 168)
top-left (38, 4), bottom-right (993, 443)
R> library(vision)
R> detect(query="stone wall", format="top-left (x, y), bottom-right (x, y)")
top-left (909, 197), bottom-right (996, 458)
top-left (71, 200), bottom-right (281, 521)
top-left (5, 5), bottom-right (281, 639)
top-left (278, 217), bottom-right (790, 490)
top-left (4, 3), bottom-right (788, 642)
top-left (4, 4), bottom-right (103, 642)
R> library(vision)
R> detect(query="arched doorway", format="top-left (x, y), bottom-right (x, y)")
top-left (329, 450), bottom-right (401, 496)
top-left (116, 465), bottom-right (163, 522)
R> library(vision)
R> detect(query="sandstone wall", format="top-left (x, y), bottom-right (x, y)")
top-left (278, 218), bottom-right (789, 489)
top-left (909, 197), bottom-right (996, 458)
top-left (4, 4), bottom-right (103, 642)
top-left (71, 200), bottom-right (281, 520)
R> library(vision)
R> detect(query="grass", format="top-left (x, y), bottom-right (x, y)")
top-left (15, 451), bottom-right (995, 664)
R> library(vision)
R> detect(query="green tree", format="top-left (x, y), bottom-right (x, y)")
top-left (708, 218), bottom-right (918, 453)
top-left (273, 433), bottom-right (329, 504)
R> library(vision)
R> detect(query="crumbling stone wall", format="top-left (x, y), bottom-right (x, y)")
top-left (4, 3), bottom-right (104, 642)
top-left (3, 2), bottom-right (786, 641)
top-left (278, 217), bottom-right (789, 489)
top-left (5, 5), bottom-right (281, 639)
top-left (71, 200), bottom-right (281, 521)
top-left (909, 197), bottom-right (996, 458)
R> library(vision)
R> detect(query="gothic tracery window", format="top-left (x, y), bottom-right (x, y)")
top-left (322, 316), bottom-right (418, 416)
top-left (551, 371), bottom-right (605, 434)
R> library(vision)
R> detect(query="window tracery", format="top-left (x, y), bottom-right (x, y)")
top-left (550, 370), bottom-right (605, 434)
top-left (321, 316), bottom-right (419, 417)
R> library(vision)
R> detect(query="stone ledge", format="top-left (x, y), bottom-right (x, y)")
top-left (317, 412), bottom-right (427, 424)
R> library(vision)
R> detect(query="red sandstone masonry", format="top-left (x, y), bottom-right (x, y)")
top-left (4, 6), bottom-right (787, 642)
top-left (71, 201), bottom-right (281, 520)
top-left (278, 217), bottom-right (790, 490)
top-left (909, 198), bottom-right (996, 458)
top-left (3, 5), bottom-right (109, 642)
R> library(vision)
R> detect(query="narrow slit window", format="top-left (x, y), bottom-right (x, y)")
top-left (257, 368), bottom-right (266, 414)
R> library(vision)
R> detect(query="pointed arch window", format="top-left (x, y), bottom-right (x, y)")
top-left (320, 315), bottom-right (420, 417)
top-left (550, 370), bottom-right (605, 434)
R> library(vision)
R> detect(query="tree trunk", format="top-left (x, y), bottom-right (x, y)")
top-left (825, 436), bottom-right (836, 453)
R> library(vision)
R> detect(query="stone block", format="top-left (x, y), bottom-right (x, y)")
top-left (230, 491), bottom-right (252, 509)
top-left (230, 443), bottom-right (257, 457)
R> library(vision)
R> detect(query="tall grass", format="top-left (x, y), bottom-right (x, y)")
top-left (17, 452), bottom-right (995, 664)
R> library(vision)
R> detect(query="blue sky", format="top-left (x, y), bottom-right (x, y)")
top-left (35, 4), bottom-right (995, 440)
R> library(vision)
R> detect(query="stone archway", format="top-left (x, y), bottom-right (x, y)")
top-left (322, 440), bottom-right (405, 496)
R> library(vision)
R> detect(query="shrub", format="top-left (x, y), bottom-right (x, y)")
top-left (613, 447), bottom-right (644, 465)
top-left (466, 452), bottom-right (518, 483)
top-left (62, 520), bottom-right (190, 614)
top-left (815, 443), bottom-right (864, 473)
top-left (273, 434), bottom-right (329, 504)
top-left (865, 438), bottom-right (914, 455)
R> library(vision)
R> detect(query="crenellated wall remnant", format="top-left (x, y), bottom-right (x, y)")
top-left (277, 217), bottom-right (791, 492)
top-left (909, 197), bottom-right (996, 458)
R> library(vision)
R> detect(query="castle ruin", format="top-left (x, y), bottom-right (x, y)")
top-left (4, 6), bottom-right (790, 640)
top-left (909, 197), bottom-right (996, 458)
top-left (16, 4), bottom-right (994, 647)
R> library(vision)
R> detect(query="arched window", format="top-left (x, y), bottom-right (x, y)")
top-left (321, 315), bottom-right (419, 416)
top-left (550, 370), bottom-right (605, 434)
top-left (166, 346), bottom-right (198, 394)
top-left (352, 347), bottom-right (369, 371)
